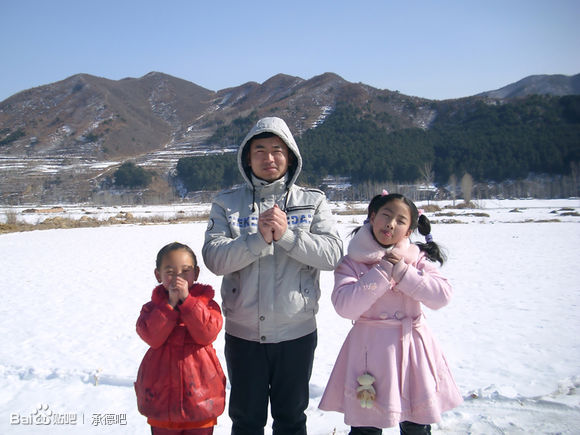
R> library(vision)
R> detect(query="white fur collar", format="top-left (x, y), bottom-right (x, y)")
top-left (347, 223), bottom-right (420, 265)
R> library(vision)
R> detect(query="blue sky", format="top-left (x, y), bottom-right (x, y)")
top-left (1, 0), bottom-right (579, 102)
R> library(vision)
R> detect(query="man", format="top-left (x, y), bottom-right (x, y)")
top-left (202, 117), bottom-right (343, 435)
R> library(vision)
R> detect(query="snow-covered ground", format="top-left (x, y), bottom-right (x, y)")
top-left (0, 199), bottom-right (579, 434)
top-left (1, 203), bottom-right (212, 225)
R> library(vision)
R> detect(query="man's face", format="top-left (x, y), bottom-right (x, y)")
top-left (248, 135), bottom-right (291, 182)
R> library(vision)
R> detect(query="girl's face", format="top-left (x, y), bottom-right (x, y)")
top-left (369, 199), bottom-right (413, 246)
top-left (154, 249), bottom-right (199, 291)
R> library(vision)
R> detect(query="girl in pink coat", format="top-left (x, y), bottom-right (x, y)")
top-left (319, 192), bottom-right (463, 435)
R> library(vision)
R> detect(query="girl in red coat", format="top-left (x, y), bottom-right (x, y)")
top-left (135, 242), bottom-right (226, 435)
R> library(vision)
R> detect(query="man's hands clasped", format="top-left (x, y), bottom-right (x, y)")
top-left (258, 204), bottom-right (288, 244)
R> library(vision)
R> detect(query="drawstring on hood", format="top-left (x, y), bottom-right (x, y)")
top-left (237, 117), bottom-right (302, 212)
top-left (252, 186), bottom-right (256, 213)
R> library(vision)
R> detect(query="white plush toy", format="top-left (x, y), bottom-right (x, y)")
top-left (356, 373), bottom-right (376, 408)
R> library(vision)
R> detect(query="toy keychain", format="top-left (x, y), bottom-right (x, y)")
top-left (356, 350), bottom-right (376, 408)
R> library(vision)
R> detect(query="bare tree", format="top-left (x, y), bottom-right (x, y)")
top-left (418, 162), bottom-right (435, 204)
top-left (461, 173), bottom-right (474, 204)
top-left (571, 162), bottom-right (579, 198)
top-left (419, 162), bottom-right (434, 186)
top-left (448, 174), bottom-right (457, 205)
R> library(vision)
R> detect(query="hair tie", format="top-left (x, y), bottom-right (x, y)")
top-left (418, 208), bottom-right (424, 217)
top-left (363, 218), bottom-right (369, 224)
top-left (381, 189), bottom-right (389, 196)
top-left (425, 234), bottom-right (433, 243)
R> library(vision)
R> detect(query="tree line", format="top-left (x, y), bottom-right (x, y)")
top-left (122, 94), bottom-right (580, 196)
top-left (298, 96), bottom-right (580, 186)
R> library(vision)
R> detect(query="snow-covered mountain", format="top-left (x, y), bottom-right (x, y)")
top-left (477, 73), bottom-right (580, 99)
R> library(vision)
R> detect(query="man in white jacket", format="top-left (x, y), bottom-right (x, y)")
top-left (203, 117), bottom-right (343, 434)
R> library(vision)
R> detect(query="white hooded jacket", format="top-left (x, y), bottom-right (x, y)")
top-left (202, 117), bottom-right (343, 343)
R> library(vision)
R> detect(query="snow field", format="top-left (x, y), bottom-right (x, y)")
top-left (0, 199), bottom-right (579, 434)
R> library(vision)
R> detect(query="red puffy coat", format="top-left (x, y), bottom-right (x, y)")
top-left (135, 283), bottom-right (226, 425)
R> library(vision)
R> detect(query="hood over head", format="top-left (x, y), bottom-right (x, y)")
top-left (237, 117), bottom-right (302, 188)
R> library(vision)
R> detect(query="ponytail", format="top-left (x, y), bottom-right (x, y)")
top-left (415, 214), bottom-right (447, 265)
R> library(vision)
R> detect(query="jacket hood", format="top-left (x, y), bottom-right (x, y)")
top-left (237, 117), bottom-right (302, 188)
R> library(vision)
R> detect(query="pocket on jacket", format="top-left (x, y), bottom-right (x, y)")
top-left (299, 268), bottom-right (317, 312)
top-left (221, 273), bottom-right (241, 315)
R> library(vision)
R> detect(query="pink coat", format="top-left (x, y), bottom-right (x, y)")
top-left (319, 224), bottom-right (463, 427)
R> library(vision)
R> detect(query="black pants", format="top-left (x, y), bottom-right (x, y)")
top-left (225, 331), bottom-right (317, 435)
top-left (350, 422), bottom-right (431, 435)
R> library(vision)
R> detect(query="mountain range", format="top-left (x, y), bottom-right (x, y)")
top-left (0, 72), bottom-right (579, 204)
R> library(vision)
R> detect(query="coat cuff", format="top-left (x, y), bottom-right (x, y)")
top-left (179, 292), bottom-right (211, 311)
top-left (157, 301), bottom-right (180, 319)
top-left (178, 294), bottom-right (195, 309)
top-left (392, 260), bottom-right (409, 283)
top-left (246, 232), bottom-right (270, 256)
top-left (377, 259), bottom-right (394, 277)
top-left (275, 228), bottom-right (297, 251)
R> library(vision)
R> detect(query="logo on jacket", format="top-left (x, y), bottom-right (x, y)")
top-left (228, 213), bottom-right (313, 228)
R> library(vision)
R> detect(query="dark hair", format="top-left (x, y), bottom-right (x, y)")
top-left (354, 193), bottom-right (447, 265)
top-left (155, 242), bottom-right (198, 270)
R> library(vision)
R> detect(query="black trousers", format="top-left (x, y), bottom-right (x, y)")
top-left (225, 331), bottom-right (317, 435)
top-left (350, 421), bottom-right (431, 435)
